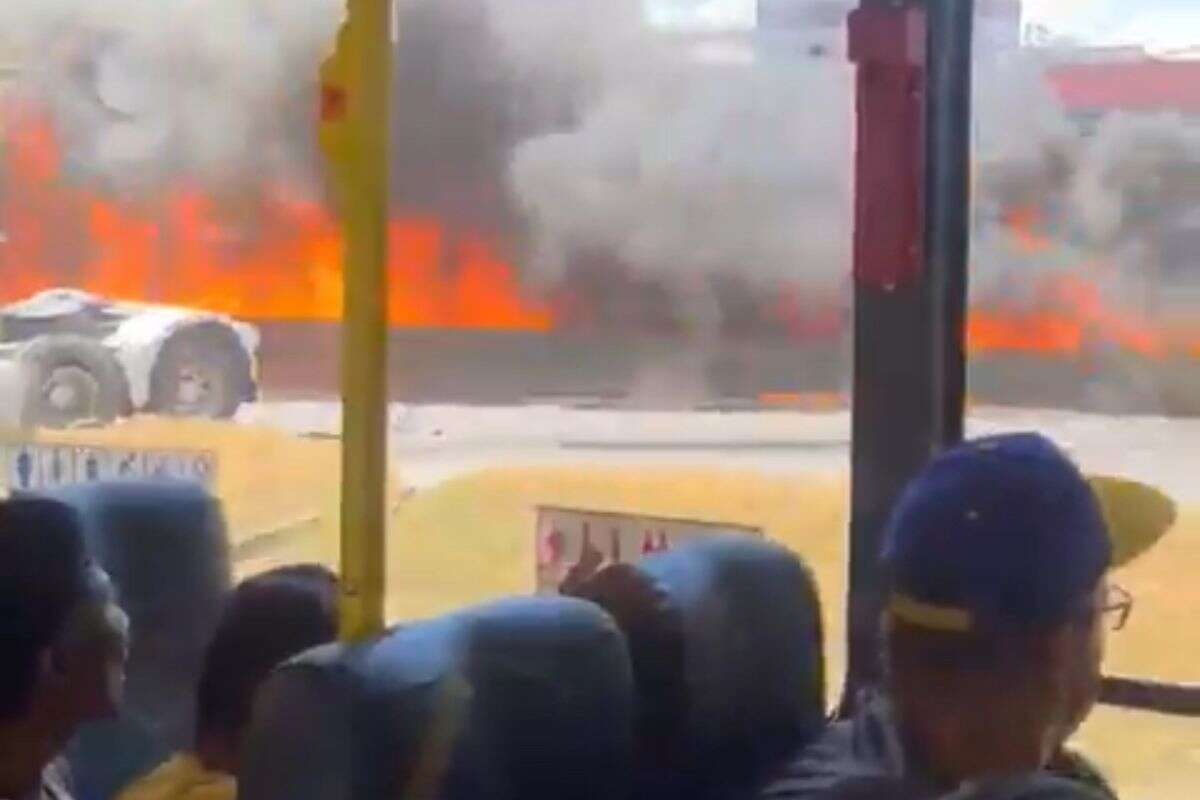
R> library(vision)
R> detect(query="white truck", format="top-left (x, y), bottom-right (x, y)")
top-left (0, 289), bottom-right (259, 428)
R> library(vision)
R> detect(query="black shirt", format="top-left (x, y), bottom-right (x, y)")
top-left (759, 691), bottom-right (1116, 800)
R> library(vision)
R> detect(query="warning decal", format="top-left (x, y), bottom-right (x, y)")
top-left (2, 443), bottom-right (217, 493)
top-left (534, 505), bottom-right (762, 594)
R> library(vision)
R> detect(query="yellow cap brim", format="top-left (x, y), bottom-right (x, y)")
top-left (888, 593), bottom-right (974, 632)
top-left (1088, 475), bottom-right (1177, 569)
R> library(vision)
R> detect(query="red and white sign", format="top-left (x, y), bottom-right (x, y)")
top-left (534, 504), bottom-right (763, 594)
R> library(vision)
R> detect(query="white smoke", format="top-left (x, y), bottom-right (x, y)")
top-left (4, 0), bottom-right (342, 196)
top-left (484, 0), bottom-right (645, 94)
top-left (1071, 112), bottom-right (1200, 246)
top-left (488, 3), bottom-right (855, 400)
top-left (504, 6), bottom-right (1197, 323)
top-left (507, 15), bottom-right (855, 320)
top-left (974, 51), bottom-right (1081, 209)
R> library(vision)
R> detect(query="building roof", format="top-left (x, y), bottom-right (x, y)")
top-left (1046, 58), bottom-right (1200, 114)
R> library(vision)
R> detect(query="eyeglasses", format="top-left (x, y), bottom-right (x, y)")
top-left (1102, 583), bottom-right (1133, 632)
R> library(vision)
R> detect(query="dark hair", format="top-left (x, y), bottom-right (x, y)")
top-left (883, 580), bottom-right (1101, 681)
top-left (0, 498), bottom-right (95, 720)
top-left (882, 608), bottom-right (1097, 711)
top-left (886, 618), bottom-right (1035, 678)
top-left (194, 565), bottom-right (339, 745)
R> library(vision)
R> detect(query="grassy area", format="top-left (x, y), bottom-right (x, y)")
top-left (1076, 504), bottom-right (1200, 800)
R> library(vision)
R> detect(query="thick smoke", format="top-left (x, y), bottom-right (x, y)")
top-left (1071, 113), bottom-right (1200, 246)
top-left (5, 0), bottom-right (1197, 330)
top-left (3, 0), bottom-right (342, 198)
top-left (974, 52), bottom-right (1080, 210)
top-left (484, 3), bottom-right (855, 400)
top-left (387, 0), bottom-right (648, 251)
top-left (513, 58), bottom-right (854, 284)
top-left (507, 12), bottom-right (855, 332)
top-left (7, 0), bottom-right (858, 332)
top-left (505, 7), bottom-right (1200, 330)
top-left (973, 57), bottom-right (1200, 305)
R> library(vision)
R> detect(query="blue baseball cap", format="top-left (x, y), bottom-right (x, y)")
top-left (882, 432), bottom-right (1112, 632)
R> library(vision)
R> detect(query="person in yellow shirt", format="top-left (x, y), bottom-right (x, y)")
top-left (118, 565), bottom-right (339, 800)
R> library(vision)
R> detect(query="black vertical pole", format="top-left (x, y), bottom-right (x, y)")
top-left (840, 0), bottom-right (973, 714)
top-left (925, 0), bottom-right (974, 445)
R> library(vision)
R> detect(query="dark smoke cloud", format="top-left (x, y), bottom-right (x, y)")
top-left (510, 36), bottom-right (855, 306)
top-left (5, 0), bottom-right (1196, 328)
top-left (388, 0), bottom-right (647, 257)
top-left (4, 0), bottom-right (340, 198)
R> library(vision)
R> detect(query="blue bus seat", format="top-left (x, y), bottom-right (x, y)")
top-left (239, 595), bottom-right (635, 800)
top-left (574, 537), bottom-right (826, 800)
top-left (42, 481), bottom-right (232, 800)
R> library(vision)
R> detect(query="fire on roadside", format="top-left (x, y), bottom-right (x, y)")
top-left (0, 107), bottom-right (552, 331)
top-left (5, 107), bottom-right (1200, 362)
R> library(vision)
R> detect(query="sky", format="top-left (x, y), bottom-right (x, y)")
top-left (648, 0), bottom-right (1200, 50)
top-left (1023, 0), bottom-right (1200, 49)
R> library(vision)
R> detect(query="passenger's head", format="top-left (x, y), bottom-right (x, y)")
top-left (194, 564), bottom-right (339, 774)
top-left (880, 433), bottom-right (1112, 786)
top-left (0, 497), bottom-right (130, 731)
top-left (567, 540), bottom-right (825, 800)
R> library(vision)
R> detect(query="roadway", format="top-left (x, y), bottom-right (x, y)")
top-left (238, 402), bottom-right (1200, 504)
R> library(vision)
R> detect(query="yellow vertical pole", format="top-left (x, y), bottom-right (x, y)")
top-left (319, 0), bottom-right (391, 641)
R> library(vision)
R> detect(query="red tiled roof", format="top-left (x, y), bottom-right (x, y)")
top-left (1046, 60), bottom-right (1200, 115)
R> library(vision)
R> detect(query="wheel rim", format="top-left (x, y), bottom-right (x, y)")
top-left (170, 362), bottom-right (226, 416)
top-left (39, 366), bottom-right (100, 425)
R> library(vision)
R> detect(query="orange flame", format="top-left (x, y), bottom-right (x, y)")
top-left (967, 205), bottom-right (1178, 360)
top-left (968, 272), bottom-right (1168, 360)
top-left (967, 312), bottom-right (1084, 356)
top-left (1001, 205), bottom-right (1054, 255)
top-left (0, 107), bottom-right (552, 331)
top-left (4, 105), bottom-right (1195, 364)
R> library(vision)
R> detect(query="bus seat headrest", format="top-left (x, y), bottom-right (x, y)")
top-left (41, 480), bottom-right (231, 800)
top-left (239, 596), bottom-right (634, 800)
top-left (574, 537), bottom-right (825, 800)
top-left (46, 480), bottom-right (230, 625)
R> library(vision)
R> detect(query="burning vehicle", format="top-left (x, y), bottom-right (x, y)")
top-left (0, 288), bottom-right (259, 428)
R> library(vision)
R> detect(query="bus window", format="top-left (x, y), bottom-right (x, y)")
top-left (372, 0), bottom-right (857, 672)
top-left (0, 0), bottom-right (859, 701)
top-left (968, 3), bottom-right (1200, 797)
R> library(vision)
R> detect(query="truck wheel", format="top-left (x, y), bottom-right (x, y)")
top-left (17, 335), bottom-right (130, 428)
top-left (148, 324), bottom-right (252, 419)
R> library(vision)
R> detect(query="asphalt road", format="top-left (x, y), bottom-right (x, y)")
top-left (238, 402), bottom-right (1200, 504)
